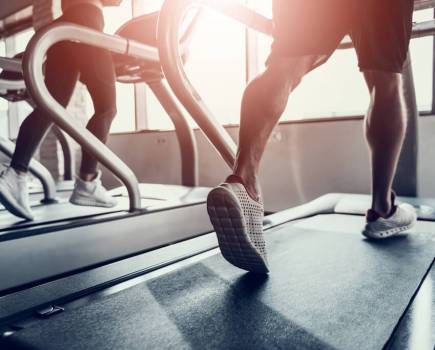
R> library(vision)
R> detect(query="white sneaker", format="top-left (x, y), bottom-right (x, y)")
top-left (362, 202), bottom-right (417, 240)
top-left (207, 175), bottom-right (268, 273)
top-left (0, 167), bottom-right (33, 220)
top-left (69, 171), bottom-right (117, 208)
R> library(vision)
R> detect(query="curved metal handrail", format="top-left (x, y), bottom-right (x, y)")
top-left (158, 0), bottom-right (236, 169)
top-left (0, 57), bottom-right (22, 73)
top-left (0, 56), bottom-right (58, 203)
top-left (0, 137), bottom-right (57, 203)
top-left (52, 126), bottom-right (76, 181)
top-left (147, 80), bottom-right (199, 186)
top-left (22, 23), bottom-right (161, 211)
top-left (0, 56), bottom-right (26, 90)
top-left (414, 0), bottom-right (435, 11)
top-left (0, 79), bottom-right (25, 91)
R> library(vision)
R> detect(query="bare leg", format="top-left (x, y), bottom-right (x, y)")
top-left (233, 56), bottom-right (319, 199)
top-left (364, 71), bottom-right (406, 217)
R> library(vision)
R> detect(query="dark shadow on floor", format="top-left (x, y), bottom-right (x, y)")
top-left (0, 338), bottom-right (38, 350)
top-left (147, 263), bottom-right (337, 350)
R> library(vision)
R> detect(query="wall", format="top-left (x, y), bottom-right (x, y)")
top-left (103, 118), bottom-right (371, 212)
top-left (418, 116), bottom-right (435, 197)
top-left (103, 115), bottom-right (435, 212)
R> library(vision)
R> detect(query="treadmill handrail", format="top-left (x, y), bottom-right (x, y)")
top-left (157, 0), bottom-right (275, 169)
top-left (0, 57), bottom-right (22, 73)
top-left (0, 137), bottom-right (57, 203)
top-left (0, 78), bottom-right (25, 90)
top-left (0, 65), bottom-right (58, 203)
top-left (22, 23), bottom-right (160, 211)
top-left (158, 0), bottom-right (250, 169)
top-left (414, 0), bottom-right (435, 11)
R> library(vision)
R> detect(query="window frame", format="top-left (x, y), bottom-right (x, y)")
top-left (138, 1), bottom-right (435, 132)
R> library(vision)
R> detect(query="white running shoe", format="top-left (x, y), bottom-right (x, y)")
top-left (207, 175), bottom-right (268, 273)
top-left (0, 167), bottom-right (33, 221)
top-left (362, 199), bottom-right (417, 240)
top-left (69, 171), bottom-right (117, 208)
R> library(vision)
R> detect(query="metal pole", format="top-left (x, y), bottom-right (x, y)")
top-left (414, 0), bottom-right (435, 11)
top-left (157, 0), bottom-right (238, 169)
top-left (52, 126), bottom-right (75, 181)
top-left (0, 137), bottom-right (57, 203)
top-left (0, 79), bottom-right (25, 91)
top-left (432, 9), bottom-right (435, 114)
top-left (393, 54), bottom-right (419, 197)
top-left (148, 80), bottom-right (199, 186)
top-left (0, 57), bottom-right (22, 73)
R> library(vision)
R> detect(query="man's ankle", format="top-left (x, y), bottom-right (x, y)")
top-left (372, 201), bottom-right (393, 218)
top-left (227, 174), bottom-right (260, 201)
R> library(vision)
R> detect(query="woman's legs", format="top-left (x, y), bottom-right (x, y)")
top-left (77, 45), bottom-right (117, 179)
top-left (0, 43), bottom-right (79, 220)
top-left (11, 43), bottom-right (79, 173)
top-left (67, 42), bottom-right (118, 208)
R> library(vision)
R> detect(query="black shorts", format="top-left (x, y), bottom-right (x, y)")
top-left (270, 0), bottom-right (414, 73)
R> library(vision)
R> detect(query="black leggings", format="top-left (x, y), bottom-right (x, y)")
top-left (11, 4), bottom-right (117, 175)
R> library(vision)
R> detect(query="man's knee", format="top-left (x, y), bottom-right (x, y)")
top-left (364, 70), bottom-right (403, 101)
top-left (364, 71), bottom-right (406, 137)
top-left (243, 56), bottom-right (316, 118)
top-left (265, 55), bottom-right (317, 89)
top-left (97, 105), bottom-right (117, 122)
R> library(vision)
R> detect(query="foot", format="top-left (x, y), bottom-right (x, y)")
top-left (207, 175), bottom-right (268, 273)
top-left (69, 171), bottom-right (117, 208)
top-left (362, 194), bottom-right (416, 240)
top-left (0, 167), bottom-right (33, 220)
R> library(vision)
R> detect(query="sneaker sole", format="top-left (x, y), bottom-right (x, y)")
top-left (0, 189), bottom-right (33, 221)
top-left (207, 186), bottom-right (269, 274)
top-left (362, 221), bottom-right (416, 240)
top-left (69, 197), bottom-right (117, 208)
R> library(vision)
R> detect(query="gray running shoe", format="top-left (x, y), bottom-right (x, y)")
top-left (362, 196), bottom-right (417, 240)
top-left (207, 176), bottom-right (268, 273)
top-left (69, 171), bottom-right (117, 208)
top-left (0, 167), bottom-right (33, 220)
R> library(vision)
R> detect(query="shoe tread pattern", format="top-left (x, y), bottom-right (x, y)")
top-left (207, 185), bottom-right (268, 274)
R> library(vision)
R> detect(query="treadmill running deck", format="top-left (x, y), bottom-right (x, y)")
top-left (2, 214), bottom-right (434, 350)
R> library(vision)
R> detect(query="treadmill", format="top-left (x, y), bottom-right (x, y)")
top-left (0, 12), bottom-right (212, 296)
top-left (0, 1), bottom-right (434, 349)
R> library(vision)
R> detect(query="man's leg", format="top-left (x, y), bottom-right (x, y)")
top-left (207, 55), bottom-right (320, 273)
top-left (363, 71), bottom-right (405, 216)
top-left (208, 0), bottom-right (349, 272)
top-left (362, 70), bottom-right (417, 239)
top-left (233, 56), bottom-right (319, 200)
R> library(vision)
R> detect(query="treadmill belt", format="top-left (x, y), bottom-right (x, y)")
top-left (4, 215), bottom-right (435, 350)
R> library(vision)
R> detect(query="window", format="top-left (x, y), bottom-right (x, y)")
top-left (14, 29), bottom-right (34, 53)
top-left (184, 9), bottom-right (246, 126)
top-left (112, 2), bottom-right (435, 131)
top-left (0, 39), bottom-right (8, 137)
top-left (5, 30), bottom-right (35, 130)
top-left (0, 40), bottom-right (7, 113)
top-left (104, 1), bottom-right (136, 133)
top-left (146, 6), bottom-right (246, 130)
top-left (410, 9), bottom-right (434, 112)
top-left (254, 4), bottom-right (434, 120)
